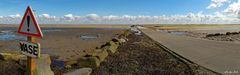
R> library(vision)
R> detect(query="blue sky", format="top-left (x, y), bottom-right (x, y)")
top-left (0, 0), bottom-right (239, 24)
top-left (0, 0), bottom-right (211, 16)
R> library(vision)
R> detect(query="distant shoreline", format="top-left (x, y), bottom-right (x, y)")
top-left (0, 24), bottom-right (131, 28)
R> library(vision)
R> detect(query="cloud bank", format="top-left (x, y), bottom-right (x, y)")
top-left (208, 0), bottom-right (240, 19)
top-left (0, 12), bottom-right (239, 24)
top-left (223, 0), bottom-right (240, 14)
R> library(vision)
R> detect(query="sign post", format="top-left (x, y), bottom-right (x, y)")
top-left (27, 36), bottom-right (36, 75)
top-left (18, 6), bottom-right (43, 75)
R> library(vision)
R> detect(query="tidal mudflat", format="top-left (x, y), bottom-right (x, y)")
top-left (0, 26), bottom-right (126, 61)
top-left (153, 24), bottom-right (240, 43)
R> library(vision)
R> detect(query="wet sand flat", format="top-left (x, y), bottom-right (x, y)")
top-left (151, 24), bottom-right (240, 43)
top-left (148, 24), bottom-right (240, 34)
top-left (0, 24), bottom-right (130, 29)
top-left (0, 25), bottom-right (126, 61)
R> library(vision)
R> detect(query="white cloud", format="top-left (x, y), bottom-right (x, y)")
top-left (223, 0), bottom-right (240, 14)
top-left (39, 14), bottom-right (50, 18)
top-left (39, 14), bottom-right (56, 19)
top-left (0, 14), bottom-right (22, 24)
top-left (63, 14), bottom-right (74, 21)
top-left (207, 0), bottom-right (229, 9)
top-left (86, 14), bottom-right (99, 21)
top-left (42, 12), bottom-right (239, 24)
top-left (0, 12), bottom-right (239, 24)
top-left (38, 14), bottom-right (58, 24)
top-left (207, 0), bottom-right (240, 20)
top-left (64, 14), bottom-right (73, 18)
top-left (214, 12), bottom-right (226, 18)
top-left (8, 14), bottom-right (21, 18)
top-left (207, 3), bottom-right (218, 9)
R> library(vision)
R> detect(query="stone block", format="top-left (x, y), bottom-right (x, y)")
top-left (77, 57), bottom-right (100, 68)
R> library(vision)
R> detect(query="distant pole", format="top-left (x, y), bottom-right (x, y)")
top-left (27, 36), bottom-right (36, 75)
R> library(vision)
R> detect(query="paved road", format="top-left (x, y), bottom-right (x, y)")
top-left (141, 29), bottom-right (240, 74)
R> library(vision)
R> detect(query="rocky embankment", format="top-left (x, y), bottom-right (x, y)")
top-left (91, 31), bottom-right (218, 75)
top-left (61, 30), bottom-right (130, 75)
top-left (203, 31), bottom-right (240, 42)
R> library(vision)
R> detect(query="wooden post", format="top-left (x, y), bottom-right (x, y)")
top-left (27, 36), bottom-right (36, 75)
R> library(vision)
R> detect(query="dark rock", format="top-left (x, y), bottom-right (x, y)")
top-left (206, 33), bottom-right (223, 37)
top-left (226, 32), bottom-right (239, 35)
top-left (214, 33), bottom-right (221, 36)
top-left (112, 38), bottom-right (119, 42)
top-left (0, 54), bottom-right (3, 61)
top-left (226, 32), bottom-right (231, 35)
top-left (100, 42), bottom-right (111, 48)
top-left (206, 34), bottom-right (214, 37)
top-left (84, 54), bottom-right (93, 57)
top-left (232, 32), bottom-right (239, 35)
